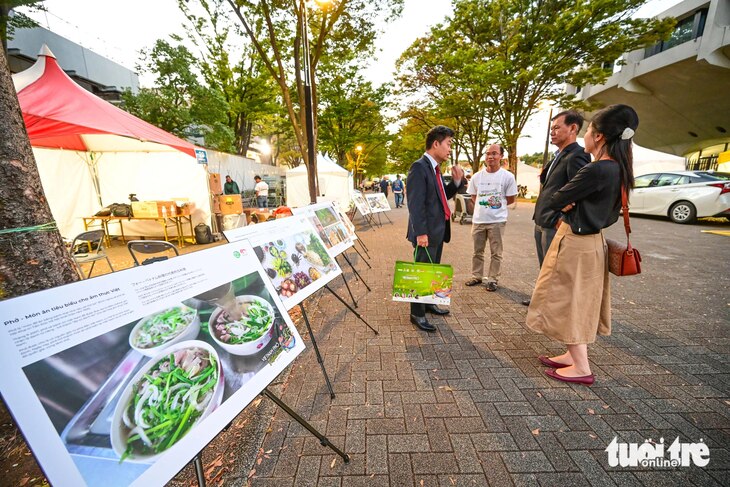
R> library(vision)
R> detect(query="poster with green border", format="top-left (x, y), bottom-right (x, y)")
top-left (392, 261), bottom-right (453, 306)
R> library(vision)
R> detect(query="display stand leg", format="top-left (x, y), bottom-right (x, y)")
top-left (382, 212), bottom-right (394, 225)
top-left (324, 284), bottom-right (378, 335)
top-left (371, 214), bottom-right (382, 228)
top-left (261, 388), bottom-right (350, 463)
top-left (356, 237), bottom-right (370, 255)
top-left (351, 245), bottom-right (372, 268)
top-left (360, 212), bottom-right (377, 231)
top-left (342, 252), bottom-right (371, 292)
top-left (336, 263), bottom-right (358, 308)
top-left (299, 303), bottom-right (335, 399)
top-left (193, 454), bottom-right (206, 487)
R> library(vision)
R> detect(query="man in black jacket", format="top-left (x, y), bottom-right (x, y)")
top-left (406, 125), bottom-right (464, 331)
top-left (524, 110), bottom-right (590, 305)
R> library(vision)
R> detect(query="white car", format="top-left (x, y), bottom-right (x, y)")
top-left (630, 171), bottom-right (730, 224)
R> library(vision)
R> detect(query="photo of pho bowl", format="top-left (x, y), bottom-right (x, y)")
top-left (129, 305), bottom-right (200, 357)
top-left (208, 295), bottom-right (276, 355)
top-left (111, 340), bottom-right (224, 463)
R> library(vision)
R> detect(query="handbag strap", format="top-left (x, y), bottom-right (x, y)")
top-left (414, 246), bottom-right (434, 264)
top-left (620, 187), bottom-right (634, 251)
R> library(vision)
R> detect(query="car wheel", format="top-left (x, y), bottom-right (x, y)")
top-left (669, 201), bottom-right (696, 224)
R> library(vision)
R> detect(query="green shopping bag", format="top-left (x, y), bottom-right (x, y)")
top-left (392, 247), bottom-right (453, 305)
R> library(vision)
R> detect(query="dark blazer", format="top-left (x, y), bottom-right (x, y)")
top-left (532, 142), bottom-right (590, 228)
top-left (406, 155), bottom-right (462, 246)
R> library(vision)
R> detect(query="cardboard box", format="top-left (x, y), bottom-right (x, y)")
top-left (131, 201), bottom-right (159, 218)
top-left (209, 173), bottom-right (222, 194)
top-left (156, 201), bottom-right (176, 218)
top-left (216, 194), bottom-right (243, 215)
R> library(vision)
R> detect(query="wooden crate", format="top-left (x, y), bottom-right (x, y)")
top-left (131, 201), bottom-right (158, 218)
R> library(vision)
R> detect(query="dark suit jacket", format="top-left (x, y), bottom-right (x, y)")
top-left (406, 155), bottom-right (462, 246)
top-left (532, 142), bottom-right (590, 228)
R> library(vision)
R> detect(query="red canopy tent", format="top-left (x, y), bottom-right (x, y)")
top-left (12, 46), bottom-right (210, 239)
top-left (14, 45), bottom-right (196, 157)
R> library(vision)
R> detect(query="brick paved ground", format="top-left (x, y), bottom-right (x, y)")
top-left (249, 198), bottom-right (730, 486)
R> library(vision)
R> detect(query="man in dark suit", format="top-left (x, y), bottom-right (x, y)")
top-left (523, 110), bottom-right (590, 305)
top-left (406, 125), bottom-right (465, 332)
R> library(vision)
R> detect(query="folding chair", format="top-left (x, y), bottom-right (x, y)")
top-left (127, 240), bottom-right (179, 266)
top-left (70, 229), bottom-right (114, 278)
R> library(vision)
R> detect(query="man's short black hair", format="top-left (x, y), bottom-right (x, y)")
top-left (254, 175), bottom-right (261, 180)
top-left (426, 125), bottom-right (455, 150)
top-left (552, 110), bottom-right (584, 131)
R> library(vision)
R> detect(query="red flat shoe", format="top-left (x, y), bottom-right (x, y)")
top-left (538, 355), bottom-right (572, 369)
top-left (544, 368), bottom-right (594, 385)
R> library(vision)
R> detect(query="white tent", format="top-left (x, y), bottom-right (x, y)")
top-left (286, 155), bottom-right (353, 208)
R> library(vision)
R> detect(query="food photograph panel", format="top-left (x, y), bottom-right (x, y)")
top-left (365, 193), bottom-right (391, 213)
top-left (332, 201), bottom-right (358, 241)
top-left (352, 192), bottom-right (371, 216)
top-left (225, 217), bottom-right (343, 310)
top-left (292, 203), bottom-right (353, 256)
top-left (0, 242), bottom-right (304, 487)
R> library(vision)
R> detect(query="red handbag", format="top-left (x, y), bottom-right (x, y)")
top-left (606, 188), bottom-right (642, 276)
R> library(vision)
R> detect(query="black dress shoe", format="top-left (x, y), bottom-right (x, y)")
top-left (426, 304), bottom-right (450, 315)
top-left (522, 299), bottom-right (531, 306)
top-left (410, 315), bottom-right (436, 332)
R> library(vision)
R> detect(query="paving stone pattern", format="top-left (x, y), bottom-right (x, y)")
top-left (249, 199), bottom-right (730, 486)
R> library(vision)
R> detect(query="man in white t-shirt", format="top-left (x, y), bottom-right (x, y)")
top-left (465, 143), bottom-right (517, 292)
top-left (254, 175), bottom-right (269, 208)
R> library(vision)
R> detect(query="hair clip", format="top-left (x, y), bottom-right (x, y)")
top-left (620, 127), bottom-right (635, 140)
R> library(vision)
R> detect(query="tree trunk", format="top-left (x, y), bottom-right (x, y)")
top-left (0, 47), bottom-right (79, 300)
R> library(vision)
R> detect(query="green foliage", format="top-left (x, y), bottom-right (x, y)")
top-left (177, 0), bottom-right (280, 155)
top-left (120, 38), bottom-right (234, 152)
top-left (396, 0), bottom-right (675, 175)
top-left (520, 152), bottom-right (544, 167)
top-left (226, 0), bottom-right (404, 200)
top-left (317, 65), bottom-right (391, 176)
top-left (0, 1), bottom-right (44, 54)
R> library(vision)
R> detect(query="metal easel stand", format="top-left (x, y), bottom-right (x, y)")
top-left (381, 211), bottom-right (394, 225)
top-left (369, 213), bottom-right (383, 228)
top-left (351, 243), bottom-right (371, 267)
top-left (354, 238), bottom-right (371, 261)
top-left (299, 302), bottom-right (335, 398)
top-left (324, 284), bottom-right (378, 335)
top-left (338, 269), bottom-right (358, 308)
top-left (359, 211), bottom-right (377, 231)
top-left (261, 387), bottom-right (350, 462)
top-left (340, 252), bottom-right (371, 292)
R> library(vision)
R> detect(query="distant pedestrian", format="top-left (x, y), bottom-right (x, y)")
top-left (224, 175), bottom-right (240, 195)
top-left (464, 144), bottom-right (517, 292)
top-left (527, 104), bottom-right (638, 386)
top-left (254, 175), bottom-right (269, 208)
top-left (392, 174), bottom-right (405, 208)
top-left (379, 177), bottom-right (390, 197)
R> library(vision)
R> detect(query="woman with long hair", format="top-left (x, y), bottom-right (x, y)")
top-left (526, 104), bottom-right (638, 385)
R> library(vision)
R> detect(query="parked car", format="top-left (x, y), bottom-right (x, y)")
top-left (630, 171), bottom-right (730, 223)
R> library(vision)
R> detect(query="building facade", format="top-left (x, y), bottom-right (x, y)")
top-left (573, 0), bottom-right (730, 171)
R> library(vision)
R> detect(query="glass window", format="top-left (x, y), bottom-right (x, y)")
top-left (634, 174), bottom-right (657, 188)
top-left (656, 174), bottom-right (683, 186)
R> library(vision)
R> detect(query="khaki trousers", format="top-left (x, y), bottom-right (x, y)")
top-left (471, 222), bottom-right (506, 283)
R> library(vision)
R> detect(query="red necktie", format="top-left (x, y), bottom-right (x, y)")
top-left (435, 165), bottom-right (451, 221)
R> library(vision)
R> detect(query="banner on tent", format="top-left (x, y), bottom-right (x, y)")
top-left (0, 242), bottom-right (304, 487)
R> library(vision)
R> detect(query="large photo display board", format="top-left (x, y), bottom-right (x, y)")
top-left (365, 193), bottom-right (391, 213)
top-left (0, 242), bottom-right (304, 487)
top-left (224, 217), bottom-right (342, 309)
top-left (352, 191), bottom-right (371, 217)
top-left (292, 202), bottom-right (354, 256)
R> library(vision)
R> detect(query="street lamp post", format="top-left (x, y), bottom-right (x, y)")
top-left (300, 0), bottom-right (318, 203)
top-left (354, 144), bottom-right (363, 186)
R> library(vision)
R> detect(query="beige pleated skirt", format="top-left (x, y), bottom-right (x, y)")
top-left (526, 223), bottom-right (611, 344)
